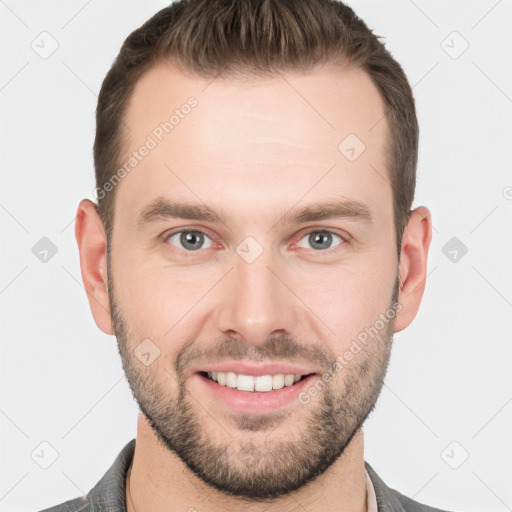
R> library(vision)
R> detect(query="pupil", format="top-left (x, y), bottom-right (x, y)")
top-left (310, 232), bottom-right (331, 250)
top-left (181, 231), bottom-right (203, 250)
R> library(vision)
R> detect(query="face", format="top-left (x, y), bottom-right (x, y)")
top-left (106, 62), bottom-right (400, 499)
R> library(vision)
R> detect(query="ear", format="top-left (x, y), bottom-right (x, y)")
top-left (394, 206), bottom-right (432, 333)
top-left (75, 199), bottom-right (114, 335)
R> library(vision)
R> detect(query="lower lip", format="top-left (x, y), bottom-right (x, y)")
top-left (196, 373), bottom-right (318, 413)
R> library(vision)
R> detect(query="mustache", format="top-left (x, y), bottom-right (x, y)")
top-left (175, 334), bottom-right (335, 378)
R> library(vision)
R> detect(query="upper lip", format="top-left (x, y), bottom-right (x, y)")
top-left (190, 361), bottom-right (320, 377)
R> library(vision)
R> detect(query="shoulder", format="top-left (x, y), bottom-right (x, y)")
top-left (365, 460), bottom-right (456, 512)
top-left (35, 495), bottom-right (91, 512)
top-left (34, 439), bottom-right (135, 512)
top-left (392, 487), bottom-right (456, 512)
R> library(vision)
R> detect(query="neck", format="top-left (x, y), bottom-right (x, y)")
top-left (126, 413), bottom-right (367, 512)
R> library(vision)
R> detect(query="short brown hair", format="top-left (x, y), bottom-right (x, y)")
top-left (94, 0), bottom-right (418, 255)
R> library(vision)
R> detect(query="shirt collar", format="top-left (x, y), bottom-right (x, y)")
top-left (87, 439), bottom-right (408, 512)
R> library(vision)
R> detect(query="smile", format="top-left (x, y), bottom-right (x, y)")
top-left (202, 370), bottom-right (309, 392)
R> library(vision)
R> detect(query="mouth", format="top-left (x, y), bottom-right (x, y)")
top-left (198, 370), bottom-right (313, 393)
top-left (195, 369), bottom-right (318, 413)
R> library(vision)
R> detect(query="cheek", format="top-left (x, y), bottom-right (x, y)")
top-left (112, 254), bottom-right (222, 361)
top-left (111, 253), bottom-right (186, 340)
top-left (289, 252), bottom-right (397, 344)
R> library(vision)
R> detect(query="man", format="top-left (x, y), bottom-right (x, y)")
top-left (39, 0), bottom-right (450, 510)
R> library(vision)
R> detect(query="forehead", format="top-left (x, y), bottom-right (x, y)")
top-left (117, 61), bottom-right (391, 227)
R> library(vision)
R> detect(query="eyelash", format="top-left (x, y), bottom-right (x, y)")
top-left (160, 227), bottom-right (348, 256)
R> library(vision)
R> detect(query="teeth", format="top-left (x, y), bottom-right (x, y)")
top-left (237, 374), bottom-right (255, 391)
top-left (207, 371), bottom-right (305, 392)
top-left (284, 374), bottom-right (295, 386)
top-left (272, 374), bottom-right (285, 390)
top-left (255, 375), bottom-right (273, 392)
top-left (225, 371), bottom-right (237, 388)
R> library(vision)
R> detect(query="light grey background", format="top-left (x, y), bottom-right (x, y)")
top-left (1, 1), bottom-right (511, 511)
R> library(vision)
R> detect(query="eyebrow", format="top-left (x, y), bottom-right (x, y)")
top-left (136, 196), bottom-right (373, 228)
top-left (137, 198), bottom-right (228, 227)
top-left (278, 199), bottom-right (373, 226)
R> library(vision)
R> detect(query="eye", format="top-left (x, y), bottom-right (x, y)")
top-left (166, 230), bottom-right (213, 251)
top-left (296, 230), bottom-right (344, 251)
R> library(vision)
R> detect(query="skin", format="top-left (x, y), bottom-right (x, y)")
top-left (75, 61), bottom-right (431, 512)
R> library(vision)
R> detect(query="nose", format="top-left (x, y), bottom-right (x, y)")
top-left (214, 246), bottom-right (301, 345)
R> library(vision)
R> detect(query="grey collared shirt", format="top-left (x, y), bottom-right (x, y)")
top-left (37, 439), bottom-right (454, 512)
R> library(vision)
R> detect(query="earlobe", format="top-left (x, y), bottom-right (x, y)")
top-left (75, 199), bottom-right (114, 335)
top-left (394, 206), bottom-right (432, 333)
